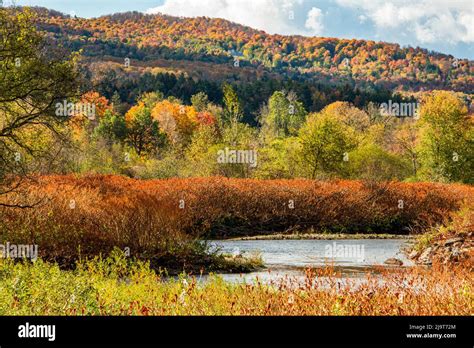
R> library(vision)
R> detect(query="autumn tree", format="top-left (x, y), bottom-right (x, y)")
top-left (68, 91), bottom-right (112, 138)
top-left (0, 8), bottom-right (79, 205)
top-left (125, 103), bottom-right (165, 156)
top-left (321, 101), bottom-right (371, 133)
top-left (79, 91), bottom-right (112, 119)
top-left (151, 100), bottom-right (199, 145)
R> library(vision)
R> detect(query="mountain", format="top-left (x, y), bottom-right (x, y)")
top-left (31, 8), bottom-right (472, 94)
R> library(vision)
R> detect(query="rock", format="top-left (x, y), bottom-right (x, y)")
top-left (451, 247), bottom-right (461, 257)
top-left (444, 237), bottom-right (464, 246)
top-left (418, 247), bottom-right (433, 265)
top-left (408, 250), bottom-right (419, 259)
top-left (384, 258), bottom-right (403, 266)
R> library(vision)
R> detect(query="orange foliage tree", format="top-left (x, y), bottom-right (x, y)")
top-left (69, 91), bottom-right (112, 138)
top-left (151, 100), bottom-right (203, 144)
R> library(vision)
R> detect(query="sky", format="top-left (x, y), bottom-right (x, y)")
top-left (8, 0), bottom-right (474, 59)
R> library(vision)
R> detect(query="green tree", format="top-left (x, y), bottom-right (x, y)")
top-left (191, 92), bottom-right (210, 112)
top-left (94, 110), bottom-right (127, 143)
top-left (111, 91), bottom-right (127, 115)
top-left (254, 137), bottom-right (301, 179)
top-left (263, 91), bottom-right (307, 137)
top-left (298, 113), bottom-right (356, 179)
top-left (418, 91), bottom-right (473, 183)
top-left (216, 122), bottom-right (258, 178)
top-left (222, 84), bottom-right (243, 125)
top-left (348, 143), bottom-right (411, 181)
top-left (139, 91), bottom-right (164, 108)
top-left (182, 126), bottom-right (220, 177)
top-left (394, 121), bottom-right (420, 179)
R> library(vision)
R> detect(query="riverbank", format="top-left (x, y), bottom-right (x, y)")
top-left (408, 202), bottom-right (473, 266)
top-left (146, 246), bottom-right (264, 275)
top-left (229, 233), bottom-right (415, 241)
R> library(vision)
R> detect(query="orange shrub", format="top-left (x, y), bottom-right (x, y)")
top-left (0, 175), bottom-right (472, 262)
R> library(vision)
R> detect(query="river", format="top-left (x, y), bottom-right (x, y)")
top-left (206, 239), bottom-right (414, 285)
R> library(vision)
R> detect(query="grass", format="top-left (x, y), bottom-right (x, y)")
top-left (0, 251), bottom-right (471, 316)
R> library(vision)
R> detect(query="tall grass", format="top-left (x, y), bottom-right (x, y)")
top-left (0, 252), bottom-right (471, 315)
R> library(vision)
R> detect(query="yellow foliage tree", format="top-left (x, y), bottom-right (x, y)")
top-left (151, 100), bottom-right (199, 144)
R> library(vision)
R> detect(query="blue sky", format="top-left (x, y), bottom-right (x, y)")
top-left (9, 0), bottom-right (474, 59)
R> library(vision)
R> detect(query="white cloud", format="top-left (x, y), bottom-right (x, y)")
top-left (146, 0), bottom-right (323, 36)
top-left (458, 12), bottom-right (474, 43)
top-left (414, 23), bottom-right (436, 43)
top-left (335, 0), bottom-right (474, 44)
top-left (371, 2), bottom-right (398, 28)
top-left (305, 7), bottom-right (324, 35)
top-left (358, 15), bottom-right (367, 24)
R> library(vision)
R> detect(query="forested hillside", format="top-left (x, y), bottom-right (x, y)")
top-left (33, 8), bottom-right (472, 93)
